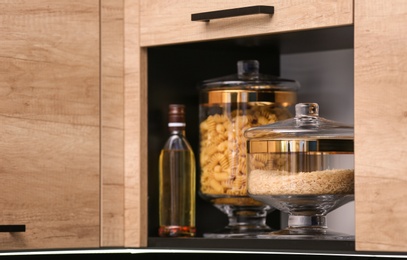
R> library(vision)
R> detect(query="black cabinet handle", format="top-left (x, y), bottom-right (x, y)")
top-left (191, 5), bottom-right (274, 22)
top-left (0, 225), bottom-right (26, 232)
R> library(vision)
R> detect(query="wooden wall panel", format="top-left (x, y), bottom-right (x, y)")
top-left (124, 0), bottom-right (148, 247)
top-left (101, 0), bottom-right (125, 247)
top-left (0, 0), bottom-right (100, 249)
top-left (355, 0), bottom-right (407, 252)
top-left (101, 0), bottom-right (146, 248)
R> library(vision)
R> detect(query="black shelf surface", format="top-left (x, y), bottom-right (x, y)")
top-left (149, 237), bottom-right (355, 252)
top-left (148, 237), bottom-right (407, 258)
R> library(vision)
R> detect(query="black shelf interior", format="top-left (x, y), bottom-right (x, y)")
top-left (147, 25), bottom-right (356, 253)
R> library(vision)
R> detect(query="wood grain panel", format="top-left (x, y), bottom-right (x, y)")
top-left (0, 0), bottom-right (100, 249)
top-left (101, 0), bottom-right (146, 248)
top-left (355, 0), bottom-right (407, 252)
top-left (140, 0), bottom-right (353, 47)
top-left (124, 0), bottom-right (148, 247)
top-left (101, 0), bottom-right (125, 247)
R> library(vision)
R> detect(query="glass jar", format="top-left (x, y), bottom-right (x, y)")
top-left (245, 103), bottom-right (354, 239)
top-left (198, 60), bottom-right (299, 237)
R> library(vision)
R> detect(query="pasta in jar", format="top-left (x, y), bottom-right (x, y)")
top-left (199, 106), bottom-right (292, 197)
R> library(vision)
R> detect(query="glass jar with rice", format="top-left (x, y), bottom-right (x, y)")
top-left (245, 103), bottom-right (354, 240)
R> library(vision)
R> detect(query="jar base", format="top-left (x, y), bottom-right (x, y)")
top-left (203, 203), bottom-right (273, 238)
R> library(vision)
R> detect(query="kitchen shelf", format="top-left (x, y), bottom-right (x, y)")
top-left (148, 237), bottom-right (355, 252)
top-left (147, 238), bottom-right (407, 259)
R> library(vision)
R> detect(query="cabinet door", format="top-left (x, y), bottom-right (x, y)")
top-left (0, 0), bottom-right (100, 249)
top-left (355, 0), bottom-right (407, 252)
top-left (140, 0), bottom-right (353, 47)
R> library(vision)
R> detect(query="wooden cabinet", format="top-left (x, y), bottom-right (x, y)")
top-left (139, 0), bottom-right (407, 254)
top-left (1, 0), bottom-right (407, 255)
top-left (354, 0), bottom-right (407, 252)
top-left (139, 0), bottom-right (353, 47)
top-left (0, 0), bottom-right (99, 250)
top-left (0, 0), bottom-right (144, 250)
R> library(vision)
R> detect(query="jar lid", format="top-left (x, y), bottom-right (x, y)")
top-left (198, 60), bottom-right (300, 92)
top-left (244, 103), bottom-right (354, 153)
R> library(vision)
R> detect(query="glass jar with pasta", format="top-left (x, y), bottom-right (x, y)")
top-left (198, 60), bottom-right (299, 238)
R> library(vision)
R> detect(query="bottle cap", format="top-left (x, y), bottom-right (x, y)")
top-left (168, 104), bottom-right (186, 127)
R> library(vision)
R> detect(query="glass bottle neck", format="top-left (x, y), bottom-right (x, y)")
top-left (169, 128), bottom-right (186, 135)
top-left (169, 120), bottom-right (186, 135)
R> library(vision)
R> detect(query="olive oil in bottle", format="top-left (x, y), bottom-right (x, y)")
top-left (158, 104), bottom-right (196, 237)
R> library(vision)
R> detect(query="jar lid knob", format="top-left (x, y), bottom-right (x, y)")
top-left (237, 60), bottom-right (259, 79)
top-left (295, 103), bottom-right (319, 117)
